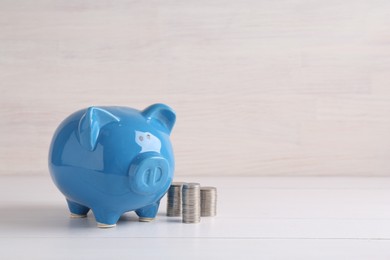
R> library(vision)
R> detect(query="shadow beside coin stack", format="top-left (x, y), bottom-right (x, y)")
top-left (166, 182), bottom-right (217, 223)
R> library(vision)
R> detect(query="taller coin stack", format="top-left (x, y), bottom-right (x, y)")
top-left (182, 183), bottom-right (201, 223)
top-left (200, 187), bottom-right (217, 217)
top-left (166, 182), bottom-right (185, 217)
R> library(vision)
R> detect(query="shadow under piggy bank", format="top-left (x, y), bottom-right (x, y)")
top-left (0, 205), bottom-right (145, 233)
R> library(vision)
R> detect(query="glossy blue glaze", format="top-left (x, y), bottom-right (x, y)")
top-left (48, 104), bottom-right (176, 227)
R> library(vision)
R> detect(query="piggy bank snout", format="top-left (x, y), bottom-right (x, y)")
top-left (129, 153), bottom-right (170, 195)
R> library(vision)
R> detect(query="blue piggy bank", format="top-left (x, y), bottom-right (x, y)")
top-left (49, 104), bottom-right (176, 228)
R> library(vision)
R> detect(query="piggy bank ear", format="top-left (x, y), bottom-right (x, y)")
top-left (142, 103), bottom-right (176, 134)
top-left (78, 107), bottom-right (120, 151)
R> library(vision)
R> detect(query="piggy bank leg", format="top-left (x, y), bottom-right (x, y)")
top-left (135, 201), bottom-right (160, 222)
top-left (92, 208), bottom-right (121, 228)
top-left (66, 199), bottom-right (90, 218)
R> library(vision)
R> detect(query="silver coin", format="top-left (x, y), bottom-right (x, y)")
top-left (166, 182), bottom-right (186, 217)
top-left (182, 183), bottom-right (201, 223)
top-left (200, 186), bottom-right (217, 217)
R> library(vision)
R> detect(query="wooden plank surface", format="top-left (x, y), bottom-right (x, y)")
top-left (0, 176), bottom-right (390, 259)
top-left (1, 0), bottom-right (390, 176)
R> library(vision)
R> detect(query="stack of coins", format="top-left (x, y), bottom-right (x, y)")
top-left (200, 187), bottom-right (217, 217)
top-left (182, 183), bottom-right (201, 223)
top-left (166, 182), bottom-right (185, 217)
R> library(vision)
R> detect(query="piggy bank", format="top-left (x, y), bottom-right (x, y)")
top-left (48, 104), bottom-right (176, 228)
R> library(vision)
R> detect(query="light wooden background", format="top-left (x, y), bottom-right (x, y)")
top-left (1, 0), bottom-right (390, 176)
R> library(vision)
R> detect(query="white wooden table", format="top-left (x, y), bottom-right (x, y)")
top-left (1, 176), bottom-right (390, 259)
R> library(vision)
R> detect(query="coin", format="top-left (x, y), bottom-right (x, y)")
top-left (182, 183), bottom-right (201, 223)
top-left (166, 182), bottom-right (186, 217)
top-left (200, 186), bottom-right (217, 217)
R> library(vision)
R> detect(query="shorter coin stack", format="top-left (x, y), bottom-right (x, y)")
top-left (166, 182), bottom-right (185, 217)
top-left (182, 183), bottom-right (201, 224)
top-left (200, 187), bottom-right (217, 217)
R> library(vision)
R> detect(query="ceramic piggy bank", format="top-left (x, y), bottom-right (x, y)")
top-left (49, 104), bottom-right (176, 228)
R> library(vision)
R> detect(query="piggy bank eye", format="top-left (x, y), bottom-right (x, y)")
top-left (135, 130), bottom-right (162, 153)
